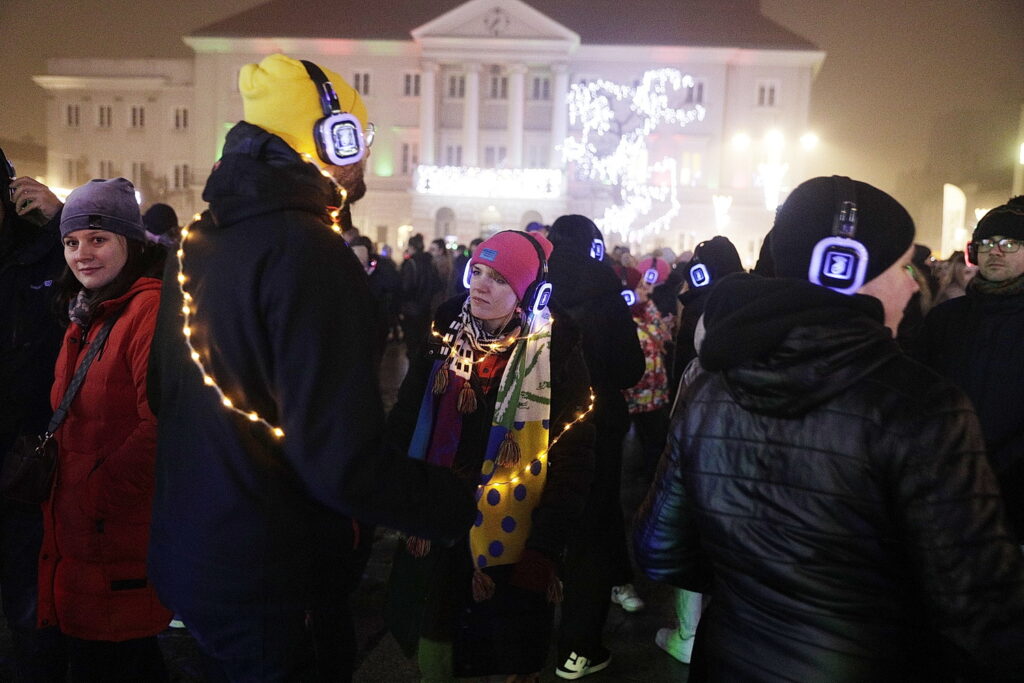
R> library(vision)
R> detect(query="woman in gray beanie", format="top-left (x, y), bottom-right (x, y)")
top-left (41, 178), bottom-right (171, 680)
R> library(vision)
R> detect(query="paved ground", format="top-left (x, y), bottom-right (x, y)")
top-left (0, 342), bottom-right (690, 682)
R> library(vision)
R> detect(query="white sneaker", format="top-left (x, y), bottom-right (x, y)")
top-left (655, 627), bottom-right (695, 664)
top-left (610, 583), bottom-right (645, 612)
top-left (555, 649), bottom-right (611, 680)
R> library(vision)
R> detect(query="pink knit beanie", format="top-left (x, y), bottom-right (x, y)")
top-left (469, 230), bottom-right (553, 302)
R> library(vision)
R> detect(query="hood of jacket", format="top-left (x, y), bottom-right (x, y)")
top-left (699, 273), bottom-right (899, 417)
top-left (202, 121), bottom-right (340, 231)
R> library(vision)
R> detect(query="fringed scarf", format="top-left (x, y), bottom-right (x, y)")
top-left (408, 299), bottom-right (553, 581)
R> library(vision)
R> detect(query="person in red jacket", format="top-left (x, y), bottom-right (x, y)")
top-left (39, 177), bottom-right (170, 681)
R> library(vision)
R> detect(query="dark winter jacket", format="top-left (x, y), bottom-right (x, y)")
top-left (0, 212), bottom-right (65, 457)
top-left (40, 277), bottom-right (171, 640)
top-left (385, 295), bottom-right (595, 561)
top-left (547, 249), bottom-right (644, 437)
top-left (147, 122), bottom-right (475, 617)
top-left (915, 284), bottom-right (1024, 539)
top-left (671, 285), bottom-right (709, 395)
top-left (634, 274), bottom-right (1024, 682)
top-left (400, 250), bottom-right (442, 318)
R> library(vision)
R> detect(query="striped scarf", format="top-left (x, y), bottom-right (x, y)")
top-left (408, 299), bottom-right (553, 570)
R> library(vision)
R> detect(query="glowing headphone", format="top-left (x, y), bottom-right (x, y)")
top-left (620, 289), bottom-right (637, 306)
top-left (463, 231), bottom-right (553, 318)
top-left (300, 60), bottom-right (368, 167)
top-left (642, 257), bottom-right (663, 285)
top-left (590, 237), bottom-right (605, 261)
top-left (808, 176), bottom-right (869, 295)
top-left (688, 249), bottom-right (712, 289)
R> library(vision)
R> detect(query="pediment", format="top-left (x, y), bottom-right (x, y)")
top-left (412, 0), bottom-right (579, 43)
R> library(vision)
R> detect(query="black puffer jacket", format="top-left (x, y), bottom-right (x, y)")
top-left (914, 284), bottom-right (1024, 539)
top-left (635, 274), bottom-right (1024, 682)
top-left (147, 122), bottom-right (475, 617)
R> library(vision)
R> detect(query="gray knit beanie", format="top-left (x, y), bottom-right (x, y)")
top-left (59, 178), bottom-right (146, 242)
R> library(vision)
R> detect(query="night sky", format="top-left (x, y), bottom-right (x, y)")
top-left (3, 0), bottom-right (1023, 248)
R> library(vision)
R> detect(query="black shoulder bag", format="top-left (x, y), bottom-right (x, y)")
top-left (0, 311), bottom-right (121, 505)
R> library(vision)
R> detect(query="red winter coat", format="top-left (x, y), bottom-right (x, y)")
top-left (38, 277), bottom-right (171, 640)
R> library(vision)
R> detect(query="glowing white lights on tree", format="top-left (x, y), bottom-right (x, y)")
top-left (563, 69), bottom-right (706, 242)
top-left (415, 166), bottom-right (563, 200)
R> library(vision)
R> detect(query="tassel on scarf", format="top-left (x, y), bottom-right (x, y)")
top-left (472, 568), bottom-right (496, 602)
top-left (457, 381), bottom-right (477, 414)
top-left (432, 367), bottom-right (449, 395)
top-left (496, 431), bottom-right (521, 468)
top-left (405, 536), bottom-right (431, 558)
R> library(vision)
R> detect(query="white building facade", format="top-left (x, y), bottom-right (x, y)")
top-left (34, 0), bottom-right (824, 264)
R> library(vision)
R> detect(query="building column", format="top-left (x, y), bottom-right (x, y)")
top-left (463, 63), bottom-right (480, 167)
top-left (418, 61), bottom-right (438, 166)
top-left (507, 64), bottom-right (527, 168)
top-left (550, 63), bottom-right (570, 169)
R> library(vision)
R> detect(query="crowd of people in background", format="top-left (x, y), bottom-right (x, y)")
top-left (2, 50), bottom-right (1024, 683)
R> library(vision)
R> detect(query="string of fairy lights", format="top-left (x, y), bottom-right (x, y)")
top-left (176, 161), bottom-right (595, 468)
top-left (174, 157), bottom-right (347, 439)
top-left (428, 323), bottom-right (596, 488)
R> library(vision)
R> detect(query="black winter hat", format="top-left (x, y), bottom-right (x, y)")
top-left (685, 235), bottom-right (743, 289)
top-left (973, 196), bottom-right (1024, 242)
top-left (549, 214), bottom-right (598, 257)
top-left (142, 203), bottom-right (179, 236)
top-left (771, 176), bottom-right (915, 285)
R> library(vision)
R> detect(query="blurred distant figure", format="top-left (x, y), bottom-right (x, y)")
top-left (932, 250), bottom-right (976, 304)
top-left (400, 233), bottom-right (443, 360)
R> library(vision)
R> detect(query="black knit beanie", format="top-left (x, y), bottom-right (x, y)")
top-left (685, 235), bottom-right (744, 289)
top-left (549, 214), bottom-right (598, 258)
top-left (142, 203), bottom-right (179, 236)
top-left (973, 196), bottom-right (1024, 242)
top-left (771, 176), bottom-right (915, 285)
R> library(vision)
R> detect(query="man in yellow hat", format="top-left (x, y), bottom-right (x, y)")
top-left (147, 54), bottom-right (475, 680)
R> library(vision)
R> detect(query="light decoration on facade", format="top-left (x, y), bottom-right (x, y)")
top-left (563, 69), bottom-right (706, 243)
top-left (415, 166), bottom-right (563, 200)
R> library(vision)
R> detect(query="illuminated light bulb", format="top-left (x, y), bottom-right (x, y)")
top-left (273, 428), bottom-right (285, 438)
top-left (222, 397), bottom-right (233, 408)
top-left (183, 292), bottom-right (192, 302)
top-left (203, 375), bottom-right (214, 386)
top-left (182, 305), bottom-right (191, 315)
top-left (247, 412), bottom-right (259, 422)
top-left (176, 249), bottom-right (184, 258)
top-left (180, 228), bottom-right (190, 239)
top-left (182, 326), bottom-right (192, 337)
top-left (191, 351), bottom-right (200, 361)
top-left (192, 213), bottom-right (202, 221)
top-left (177, 273), bottom-right (186, 284)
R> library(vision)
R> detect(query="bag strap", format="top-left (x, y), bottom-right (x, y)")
top-left (44, 308), bottom-right (123, 438)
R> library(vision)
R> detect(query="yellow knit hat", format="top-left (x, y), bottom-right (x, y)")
top-left (239, 54), bottom-right (368, 162)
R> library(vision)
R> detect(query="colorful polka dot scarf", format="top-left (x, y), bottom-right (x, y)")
top-left (409, 302), bottom-right (553, 570)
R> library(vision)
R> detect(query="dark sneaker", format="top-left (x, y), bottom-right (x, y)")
top-left (555, 648), bottom-right (612, 679)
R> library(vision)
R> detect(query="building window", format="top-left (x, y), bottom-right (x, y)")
top-left (489, 75), bottom-right (508, 100)
top-left (401, 143), bottom-right (419, 175)
top-left (98, 160), bottom-right (116, 178)
top-left (131, 161), bottom-right (148, 185)
top-left (679, 151), bottom-right (703, 187)
top-left (483, 146), bottom-right (506, 168)
top-left (172, 163), bottom-right (191, 190)
top-left (66, 104), bottom-right (80, 128)
top-left (444, 145), bottom-right (462, 167)
top-left (131, 106), bottom-right (146, 129)
top-left (684, 80), bottom-right (705, 105)
top-left (403, 73), bottom-right (421, 97)
top-left (174, 108), bottom-right (189, 130)
top-left (353, 72), bottom-right (370, 96)
top-left (756, 80), bottom-right (778, 108)
top-left (526, 144), bottom-right (548, 168)
top-left (447, 75), bottom-right (465, 99)
top-left (531, 77), bottom-right (551, 101)
top-left (97, 105), bottom-right (112, 128)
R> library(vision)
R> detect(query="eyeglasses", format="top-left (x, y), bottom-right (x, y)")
top-left (364, 123), bottom-right (376, 148)
top-left (977, 237), bottom-right (1022, 253)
